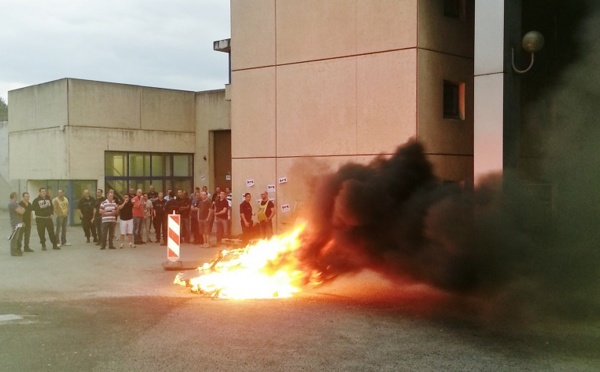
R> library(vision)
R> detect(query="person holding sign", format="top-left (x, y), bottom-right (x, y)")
top-left (257, 192), bottom-right (275, 239)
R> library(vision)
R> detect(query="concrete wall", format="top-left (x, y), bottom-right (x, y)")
top-left (417, 0), bottom-right (475, 183)
top-left (0, 121), bottom-right (19, 208)
top-left (7, 79), bottom-right (68, 133)
top-left (68, 79), bottom-right (195, 132)
top-left (8, 79), bottom-right (197, 190)
top-left (230, 0), bottom-right (474, 234)
top-left (195, 89), bottom-right (231, 191)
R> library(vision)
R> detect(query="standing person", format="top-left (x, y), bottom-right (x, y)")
top-left (78, 189), bottom-right (97, 243)
top-left (147, 185), bottom-right (158, 234)
top-left (214, 191), bottom-right (229, 246)
top-left (8, 192), bottom-right (24, 256)
top-left (257, 191), bottom-right (276, 239)
top-left (152, 192), bottom-right (167, 245)
top-left (147, 185), bottom-right (158, 201)
top-left (108, 189), bottom-right (120, 240)
top-left (33, 188), bottom-right (59, 250)
top-left (202, 186), bottom-right (211, 201)
top-left (190, 190), bottom-right (201, 244)
top-left (197, 191), bottom-right (213, 248)
top-left (142, 193), bottom-right (153, 243)
top-left (208, 187), bottom-right (220, 236)
top-left (99, 190), bottom-right (118, 250)
top-left (178, 190), bottom-right (191, 243)
top-left (239, 193), bottom-right (254, 244)
top-left (53, 189), bottom-right (71, 247)
top-left (19, 192), bottom-right (35, 252)
top-left (131, 189), bottom-right (145, 245)
top-left (226, 187), bottom-right (233, 239)
top-left (213, 187), bottom-right (221, 199)
top-left (117, 194), bottom-right (135, 248)
top-left (94, 189), bottom-right (106, 246)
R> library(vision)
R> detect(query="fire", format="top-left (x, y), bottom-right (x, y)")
top-left (174, 223), bottom-right (310, 299)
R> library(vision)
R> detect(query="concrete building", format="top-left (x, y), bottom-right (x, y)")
top-left (7, 78), bottom-right (230, 223)
top-left (229, 0), bottom-right (474, 234)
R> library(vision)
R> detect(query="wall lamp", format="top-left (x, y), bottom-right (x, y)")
top-left (511, 31), bottom-right (545, 74)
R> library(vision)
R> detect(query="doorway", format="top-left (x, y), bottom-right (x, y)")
top-left (212, 130), bottom-right (232, 191)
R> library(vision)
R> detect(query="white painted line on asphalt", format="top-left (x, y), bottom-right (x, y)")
top-left (0, 314), bottom-right (23, 322)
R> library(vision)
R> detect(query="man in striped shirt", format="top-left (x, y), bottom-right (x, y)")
top-left (99, 190), bottom-right (118, 250)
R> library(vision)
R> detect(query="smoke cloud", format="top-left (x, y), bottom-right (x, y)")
top-left (296, 3), bottom-right (600, 321)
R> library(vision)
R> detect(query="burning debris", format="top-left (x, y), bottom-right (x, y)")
top-left (174, 224), bottom-right (318, 300)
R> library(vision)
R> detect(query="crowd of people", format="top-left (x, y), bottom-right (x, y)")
top-left (7, 185), bottom-right (276, 256)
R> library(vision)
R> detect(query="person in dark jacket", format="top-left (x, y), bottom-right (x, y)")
top-left (32, 187), bottom-right (59, 250)
top-left (78, 189), bottom-right (98, 243)
top-left (152, 192), bottom-right (167, 245)
top-left (239, 193), bottom-right (254, 244)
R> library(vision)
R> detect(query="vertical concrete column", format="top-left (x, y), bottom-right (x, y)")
top-left (474, 0), bottom-right (521, 183)
top-left (474, 0), bottom-right (506, 182)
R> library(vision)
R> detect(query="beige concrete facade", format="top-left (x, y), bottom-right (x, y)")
top-left (229, 0), bottom-right (474, 235)
top-left (195, 89), bottom-right (232, 191)
top-left (8, 79), bottom-right (230, 200)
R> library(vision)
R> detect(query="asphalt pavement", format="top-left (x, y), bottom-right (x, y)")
top-left (1, 213), bottom-right (599, 371)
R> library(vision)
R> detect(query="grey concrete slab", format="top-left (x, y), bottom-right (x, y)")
top-left (0, 213), bottom-right (599, 371)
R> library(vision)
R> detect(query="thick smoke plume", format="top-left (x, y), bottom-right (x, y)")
top-left (296, 3), bottom-right (600, 320)
top-left (297, 141), bottom-right (599, 320)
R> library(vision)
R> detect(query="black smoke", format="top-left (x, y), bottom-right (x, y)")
top-left (297, 140), bottom-right (599, 320)
top-left (296, 1), bottom-right (600, 320)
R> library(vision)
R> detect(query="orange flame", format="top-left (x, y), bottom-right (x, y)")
top-left (174, 223), bottom-right (310, 299)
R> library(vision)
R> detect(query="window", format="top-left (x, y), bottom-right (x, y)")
top-left (151, 154), bottom-right (166, 176)
top-left (105, 152), bottom-right (127, 177)
top-left (173, 154), bottom-right (192, 177)
top-left (444, 0), bottom-right (466, 21)
top-left (129, 153), bottom-right (150, 177)
top-left (443, 80), bottom-right (466, 120)
top-left (105, 152), bottom-right (193, 194)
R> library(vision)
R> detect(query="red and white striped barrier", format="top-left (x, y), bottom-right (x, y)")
top-left (167, 214), bottom-right (180, 262)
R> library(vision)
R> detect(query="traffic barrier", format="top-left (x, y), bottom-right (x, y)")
top-left (167, 214), bottom-right (180, 262)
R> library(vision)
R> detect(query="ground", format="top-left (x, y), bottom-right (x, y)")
top-left (0, 214), bottom-right (598, 371)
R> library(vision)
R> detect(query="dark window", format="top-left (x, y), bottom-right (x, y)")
top-left (443, 80), bottom-right (465, 120)
top-left (444, 0), bottom-right (466, 21)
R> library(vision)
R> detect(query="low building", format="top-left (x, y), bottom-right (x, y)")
top-left (7, 78), bottom-right (230, 224)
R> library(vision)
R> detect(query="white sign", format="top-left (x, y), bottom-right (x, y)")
top-left (267, 184), bottom-right (276, 193)
top-left (281, 204), bottom-right (291, 213)
top-left (278, 176), bottom-right (288, 184)
top-left (226, 174), bottom-right (231, 181)
top-left (246, 179), bottom-right (255, 187)
top-left (200, 175), bottom-right (206, 181)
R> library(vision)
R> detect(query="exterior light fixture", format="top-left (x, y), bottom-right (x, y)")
top-left (511, 31), bottom-right (545, 74)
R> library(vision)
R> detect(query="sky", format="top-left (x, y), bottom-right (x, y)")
top-left (0, 0), bottom-right (231, 102)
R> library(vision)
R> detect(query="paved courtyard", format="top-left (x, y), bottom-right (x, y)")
top-left (0, 214), bottom-right (599, 371)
